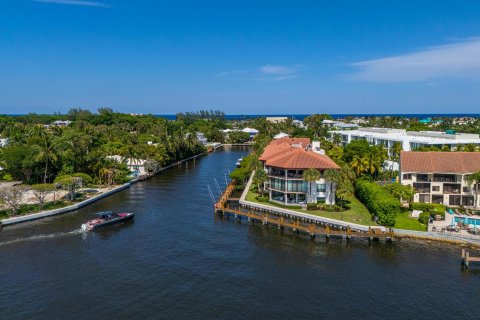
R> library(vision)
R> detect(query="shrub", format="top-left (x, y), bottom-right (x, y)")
top-left (410, 202), bottom-right (435, 212)
top-left (418, 212), bottom-right (430, 225)
top-left (355, 180), bottom-right (400, 226)
top-left (307, 203), bottom-right (318, 210)
top-left (72, 173), bottom-right (92, 186)
top-left (256, 196), bottom-right (269, 202)
top-left (2, 174), bottom-right (13, 181)
top-left (411, 202), bottom-right (445, 215)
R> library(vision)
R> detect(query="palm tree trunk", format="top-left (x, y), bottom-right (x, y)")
top-left (476, 182), bottom-right (479, 209)
top-left (43, 159), bottom-right (48, 184)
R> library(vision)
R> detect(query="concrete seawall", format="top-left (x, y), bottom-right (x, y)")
top-left (1, 152), bottom-right (208, 227)
top-left (1, 183), bottom-right (131, 226)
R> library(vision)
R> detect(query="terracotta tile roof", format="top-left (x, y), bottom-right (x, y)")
top-left (400, 151), bottom-right (480, 173)
top-left (260, 138), bottom-right (340, 170)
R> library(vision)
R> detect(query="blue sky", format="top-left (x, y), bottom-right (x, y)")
top-left (1, 0), bottom-right (480, 114)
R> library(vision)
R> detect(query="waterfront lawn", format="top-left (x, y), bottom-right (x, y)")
top-left (0, 200), bottom-right (75, 219)
top-left (395, 212), bottom-right (427, 231)
top-left (246, 189), bottom-right (375, 226)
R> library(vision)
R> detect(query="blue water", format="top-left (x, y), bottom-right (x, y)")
top-left (0, 147), bottom-right (479, 320)
top-left (3, 113), bottom-right (480, 121)
top-left (157, 114), bottom-right (480, 121)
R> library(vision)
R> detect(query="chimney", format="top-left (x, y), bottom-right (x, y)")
top-left (312, 140), bottom-right (325, 155)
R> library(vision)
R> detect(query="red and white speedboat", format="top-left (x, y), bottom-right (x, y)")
top-left (81, 211), bottom-right (134, 231)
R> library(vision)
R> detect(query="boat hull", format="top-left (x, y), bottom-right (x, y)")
top-left (89, 214), bottom-right (134, 231)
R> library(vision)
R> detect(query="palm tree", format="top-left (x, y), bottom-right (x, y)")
top-left (390, 141), bottom-right (402, 161)
top-left (336, 175), bottom-right (354, 208)
top-left (253, 169), bottom-right (269, 196)
top-left (332, 133), bottom-right (342, 146)
top-left (303, 168), bottom-right (321, 203)
top-left (36, 136), bottom-right (57, 183)
top-left (464, 144), bottom-right (477, 152)
top-left (466, 171), bottom-right (480, 208)
top-left (351, 154), bottom-right (369, 177)
top-left (323, 169), bottom-right (340, 205)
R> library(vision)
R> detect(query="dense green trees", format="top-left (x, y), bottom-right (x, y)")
top-left (0, 110), bottom-right (207, 185)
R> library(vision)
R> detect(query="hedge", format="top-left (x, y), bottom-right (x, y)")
top-left (410, 202), bottom-right (445, 213)
top-left (355, 180), bottom-right (400, 227)
top-left (418, 212), bottom-right (430, 225)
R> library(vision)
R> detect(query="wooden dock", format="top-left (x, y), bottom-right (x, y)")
top-left (215, 182), bottom-right (394, 241)
top-left (461, 249), bottom-right (480, 268)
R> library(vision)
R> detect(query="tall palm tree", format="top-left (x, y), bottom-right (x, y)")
top-left (466, 171), bottom-right (480, 208)
top-left (351, 154), bottom-right (369, 177)
top-left (332, 133), bottom-right (342, 146)
top-left (303, 168), bottom-right (321, 203)
top-left (36, 136), bottom-right (57, 183)
top-left (323, 169), bottom-right (340, 205)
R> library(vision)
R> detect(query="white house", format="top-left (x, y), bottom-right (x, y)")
top-left (106, 155), bottom-right (147, 176)
top-left (241, 127), bottom-right (259, 139)
top-left (52, 120), bottom-right (72, 127)
top-left (273, 132), bottom-right (289, 139)
top-left (196, 132), bottom-right (208, 145)
top-left (0, 138), bottom-right (9, 148)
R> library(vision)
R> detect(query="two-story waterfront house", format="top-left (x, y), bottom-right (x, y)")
top-left (259, 138), bottom-right (340, 205)
top-left (399, 151), bottom-right (480, 207)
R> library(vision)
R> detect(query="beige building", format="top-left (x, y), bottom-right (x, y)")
top-left (400, 151), bottom-right (480, 207)
top-left (266, 117), bottom-right (288, 123)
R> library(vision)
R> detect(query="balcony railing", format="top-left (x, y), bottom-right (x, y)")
top-left (416, 176), bottom-right (431, 182)
top-left (433, 175), bottom-right (458, 183)
top-left (268, 171), bottom-right (285, 178)
top-left (444, 184), bottom-right (461, 194)
top-left (286, 173), bottom-right (303, 179)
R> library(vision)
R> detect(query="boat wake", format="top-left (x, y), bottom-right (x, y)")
top-left (0, 229), bottom-right (85, 247)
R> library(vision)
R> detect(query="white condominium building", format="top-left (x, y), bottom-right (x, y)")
top-left (329, 127), bottom-right (480, 152)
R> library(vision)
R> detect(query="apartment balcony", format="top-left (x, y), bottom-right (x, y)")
top-left (413, 182), bottom-right (430, 193)
top-left (416, 175), bottom-right (431, 182)
top-left (286, 173), bottom-right (304, 179)
top-left (433, 174), bottom-right (459, 183)
top-left (443, 184), bottom-right (461, 194)
top-left (268, 171), bottom-right (286, 178)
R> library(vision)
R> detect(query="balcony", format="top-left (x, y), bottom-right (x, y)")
top-left (286, 173), bottom-right (304, 179)
top-left (433, 174), bottom-right (458, 183)
top-left (413, 182), bottom-right (430, 193)
top-left (416, 174), bottom-right (430, 182)
top-left (443, 183), bottom-right (461, 194)
top-left (268, 170), bottom-right (285, 178)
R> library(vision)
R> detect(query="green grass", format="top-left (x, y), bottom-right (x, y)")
top-left (246, 189), bottom-right (376, 226)
top-left (394, 211), bottom-right (427, 231)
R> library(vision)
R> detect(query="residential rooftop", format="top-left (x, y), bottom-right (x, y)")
top-left (330, 127), bottom-right (480, 144)
top-left (260, 137), bottom-right (339, 170)
top-left (400, 151), bottom-right (480, 174)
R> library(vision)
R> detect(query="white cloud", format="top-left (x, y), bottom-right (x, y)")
top-left (349, 38), bottom-right (480, 82)
top-left (214, 70), bottom-right (247, 78)
top-left (32, 0), bottom-right (109, 8)
top-left (215, 64), bottom-right (301, 81)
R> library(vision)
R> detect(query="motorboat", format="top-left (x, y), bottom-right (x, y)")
top-left (81, 211), bottom-right (134, 231)
top-left (236, 158), bottom-right (243, 167)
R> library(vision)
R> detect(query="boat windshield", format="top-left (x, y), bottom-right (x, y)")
top-left (96, 211), bottom-right (119, 219)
